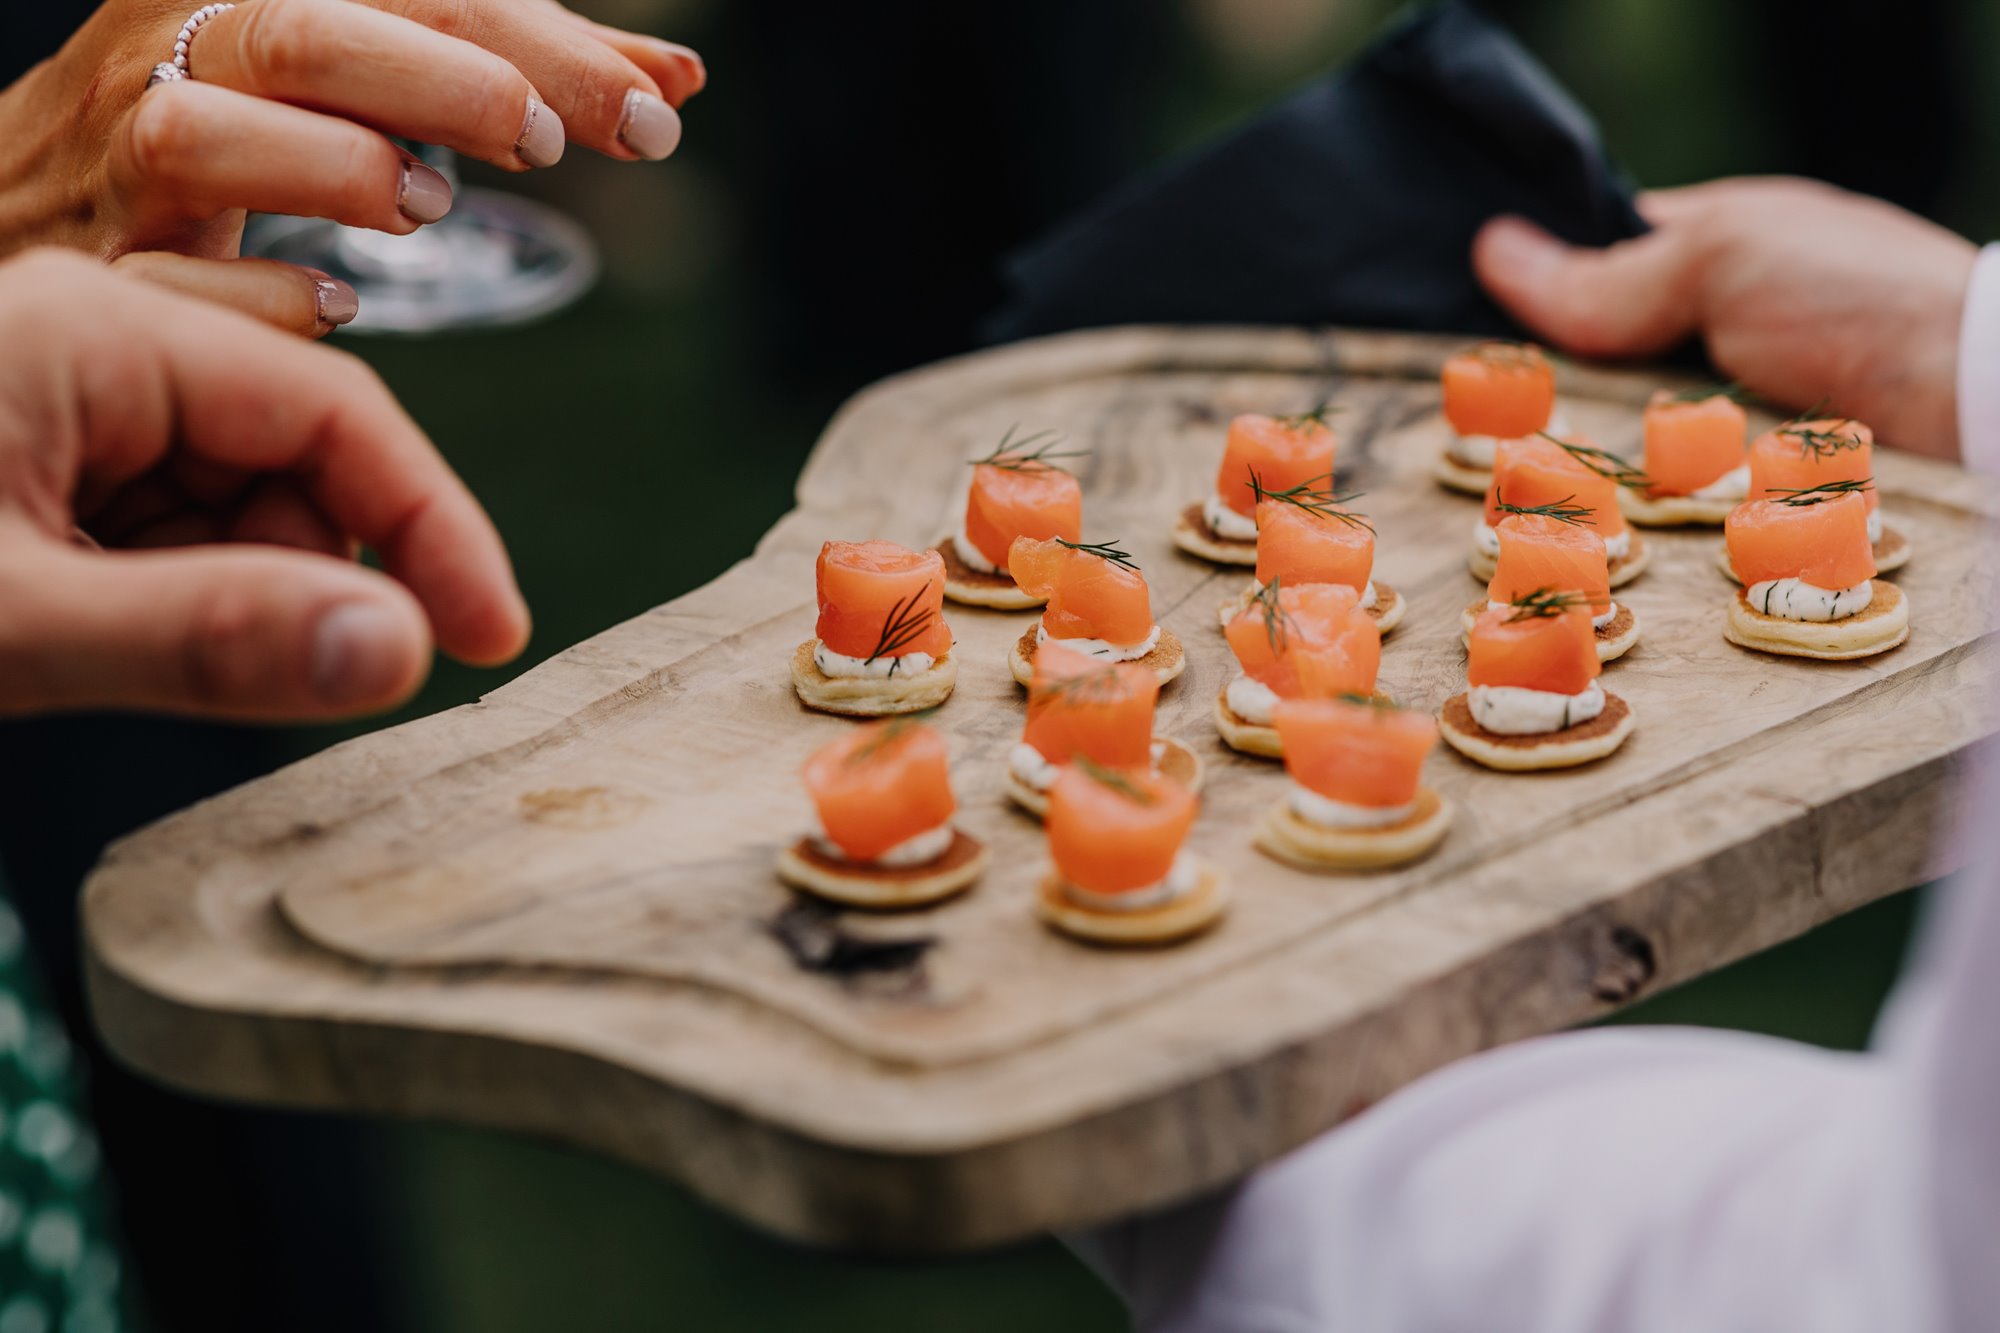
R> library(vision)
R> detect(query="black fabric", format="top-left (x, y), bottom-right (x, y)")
top-left (983, 0), bottom-right (1647, 345)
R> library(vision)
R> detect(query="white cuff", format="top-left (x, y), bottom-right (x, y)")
top-left (1956, 243), bottom-right (2000, 476)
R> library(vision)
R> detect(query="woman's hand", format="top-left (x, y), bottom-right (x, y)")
top-left (1473, 177), bottom-right (1976, 458)
top-left (0, 0), bottom-right (704, 334)
top-left (0, 248), bottom-right (531, 719)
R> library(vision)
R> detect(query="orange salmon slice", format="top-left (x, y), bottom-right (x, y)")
top-left (1488, 514), bottom-right (1611, 613)
top-left (1724, 493), bottom-right (1875, 588)
top-left (1225, 582), bottom-right (1381, 699)
top-left (815, 540), bottom-right (952, 661)
top-left (1466, 604), bottom-right (1600, 695)
top-left (1024, 643), bottom-right (1161, 769)
top-left (1254, 500), bottom-right (1374, 591)
top-left (801, 721), bottom-right (957, 861)
top-left (1046, 765), bottom-right (1196, 895)
top-left (1441, 342), bottom-right (1555, 439)
top-left (1214, 413), bottom-right (1337, 518)
top-left (1484, 436), bottom-right (1627, 537)
top-left (1642, 392), bottom-right (1747, 496)
top-left (1273, 697), bottom-right (1437, 808)
top-left (963, 461), bottom-right (1084, 569)
top-left (1748, 419), bottom-right (1877, 513)
top-left (1009, 537), bottom-right (1156, 646)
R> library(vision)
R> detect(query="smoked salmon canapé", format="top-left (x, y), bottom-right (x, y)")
top-left (1211, 479), bottom-right (1405, 635)
top-left (1721, 492), bottom-right (1909, 661)
top-left (793, 540), bottom-right (958, 718)
top-left (775, 718), bottom-right (988, 908)
top-left (1461, 513), bottom-right (1639, 662)
top-left (1036, 760), bottom-right (1227, 946)
top-left (1172, 406), bottom-right (1338, 566)
top-left (941, 426), bottom-right (1088, 609)
top-left (1434, 342), bottom-right (1563, 494)
top-left (1256, 697), bottom-right (1452, 871)
top-left (1007, 536), bottom-right (1186, 687)
top-left (1729, 416), bottom-right (1909, 576)
top-left (1472, 434), bottom-right (1648, 588)
top-left (1216, 581), bottom-right (1384, 759)
top-left (1439, 596), bottom-right (1634, 772)
top-left (1620, 389), bottom-right (1750, 527)
top-left (1006, 644), bottom-right (1202, 818)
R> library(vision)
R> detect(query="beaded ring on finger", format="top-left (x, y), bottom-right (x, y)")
top-left (146, 3), bottom-right (236, 88)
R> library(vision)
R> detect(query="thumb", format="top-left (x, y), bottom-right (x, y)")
top-left (1472, 215), bottom-right (1701, 360)
top-left (0, 536), bottom-right (433, 721)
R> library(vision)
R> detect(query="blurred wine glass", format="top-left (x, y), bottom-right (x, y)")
top-left (244, 144), bottom-right (598, 335)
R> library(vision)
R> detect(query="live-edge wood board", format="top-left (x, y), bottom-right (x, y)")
top-left (82, 327), bottom-right (2000, 1253)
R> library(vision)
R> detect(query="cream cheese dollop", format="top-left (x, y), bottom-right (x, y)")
top-left (1867, 509), bottom-right (1884, 544)
top-left (951, 528), bottom-right (999, 574)
top-left (1225, 674), bottom-right (1280, 725)
top-left (1469, 681), bottom-right (1606, 735)
top-left (1037, 622), bottom-right (1160, 663)
top-left (1745, 578), bottom-right (1874, 622)
top-left (814, 641), bottom-right (937, 679)
top-left (809, 820), bottom-right (953, 868)
top-left (1288, 782), bottom-right (1415, 830)
top-left (1689, 463), bottom-right (1750, 502)
top-left (1064, 851), bottom-right (1201, 912)
top-left (1008, 742), bottom-right (1061, 792)
top-left (1202, 494), bottom-right (1260, 542)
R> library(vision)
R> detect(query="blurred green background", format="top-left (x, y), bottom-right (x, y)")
top-left (14, 0), bottom-right (2000, 1327)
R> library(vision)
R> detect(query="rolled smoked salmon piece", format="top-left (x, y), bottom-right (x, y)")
top-left (1224, 583), bottom-right (1381, 699)
top-left (1023, 643), bottom-right (1160, 771)
top-left (1009, 537), bottom-right (1156, 647)
top-left (1442, 343), bottom-right (1556, 439)
top-left (1484, 436), bottom-right (1628, 538)
top-left (1046, 764), bottom-right (1196, 895)
top-left (1748, 419), bottom-right (1877, 513)
top-left (1642, 392), bottom-right (1747, 497)
top-left (814, 540), bottom-right (952, 661)
top-left (1487, 514), bottom-right (1611, 615)
top-left (1724, 493), bottom-right (1876, 589)
top-left (1465, 603), bottom-right (1600, 696)
top-left (1214, 412), bottom-right (1337, 519)
top-left (1273, 697), bottom-right (1437, 810)
top-left (1254, 497), bottom-right (1373, 592)
top-left (801, 720), bottom-right (957, 862)
top-left (962, 457), bottom-right (1084, 570)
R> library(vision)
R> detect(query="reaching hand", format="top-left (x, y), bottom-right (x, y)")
top-left (1474, 177), bottom-right (1977, 458)
top-left (0, 249), bottom-right (531, 719)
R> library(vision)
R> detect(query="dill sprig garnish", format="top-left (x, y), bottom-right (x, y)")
top-left (1029, 662), bottom-right (1126, 709)
top-left (1775, 412), bottom-right (1868, 460)
top-left (1247, 469), bottom-right (1373, 530)
top-left (1074, 755), bottom-right (1155, 805)
top-left (1666, 380), bottom-right (1755, 405)
top-left (1253, 574), bottom-right (1297, 656)
top-left (865, 590), bottom-right (937, 666)
top-left (845, 709), bottom-right (937, 766)
top-left (1271, 400), bottom-right (1342, 432)
top-left (1503, 587), bottom-right (1593, 622)
top-left (1495, 495), bottom-right (1594, 527)
top-left (1771, 478), bottom-right (1874, 507)
top-left (968, 423), bottom-right (1091, 474)
top-left (1542, 432), bottom-right (1653, 491)
top-left (1055, 536), bottom-right (1140, 572)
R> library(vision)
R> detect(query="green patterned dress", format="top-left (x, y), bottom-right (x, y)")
top-left (0, 893), bottom-right (125, 1331)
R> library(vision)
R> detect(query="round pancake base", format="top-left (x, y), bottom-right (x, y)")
top-left (1170, 503), bottom-right (1260, 567)
top-left (1254, 788), bottom-right (1452, 871)
top-left (1215, 580), bottom-right (1404, 636)
top-left (936, 538), bottom-right (1045, 610)
top-left (1036, 866), bottom-right (1229, 946)
top-left (1432, 452), bottom-right (1493, 496)
top-left (1619, 488), bottom-right (1735, 527)
top-left (791, 641), bottom-right (958, 717)
top-left (1009, 626), bottom-right (1186, 688)
top-left (775, 830), bottom-right (987, 908)
top-left (1004, 736), bottom-right (1204, 818)
top-left (1460, 599), bottom-right (1640, 663)
top-left (1438, 691), bottom-right (1635, 771)
top-left (1722, 582), bottom-right (1909, 661)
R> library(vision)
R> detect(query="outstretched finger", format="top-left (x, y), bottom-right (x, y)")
top-left (1472, 215), bottom-right (1703, 360)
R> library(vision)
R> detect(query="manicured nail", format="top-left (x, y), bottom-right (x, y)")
top-left (617, 89), bottom-right (682, 160)
top-left (398, 161), bottom-right (454, 224)
top-left (516, 95), bottom-right (565, 168)
top-left (313, 276), bottom-right (358, 329)
top-left (312, 603), bottom-right (409, 706)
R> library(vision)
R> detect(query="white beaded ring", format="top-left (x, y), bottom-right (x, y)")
top-left (146, 3), bottom-right (236, 88)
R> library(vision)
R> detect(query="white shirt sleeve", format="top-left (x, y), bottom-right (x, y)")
top-left (1074, 250), bottom-right (2000, 1333)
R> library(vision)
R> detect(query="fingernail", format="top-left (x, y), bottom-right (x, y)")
top-left (313, 276), bottom-right (359, 328)
top-left (312, 603), bottom-right (410, 707)
top-left (617, 89), bottom-right (682, 160)
top-left (398, 161), bottom-right (454, 224)
top-left (516, 94), bottom-right (566, 168)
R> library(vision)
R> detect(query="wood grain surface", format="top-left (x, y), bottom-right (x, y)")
top-left (82, 327), bottom-right (2000, 1253)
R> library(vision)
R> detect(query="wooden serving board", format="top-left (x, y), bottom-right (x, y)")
top-left (83, 328), bottom-right (2000, 1253)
